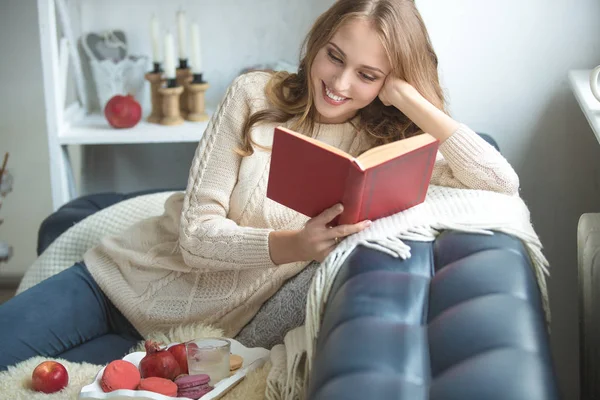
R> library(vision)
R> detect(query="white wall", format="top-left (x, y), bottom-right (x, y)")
top-left (0, 0), bottom-right (52, 282)
top-left (415, 2), bottom-right (600, 399)
top-left (3, 0), bottom-right (599, 398)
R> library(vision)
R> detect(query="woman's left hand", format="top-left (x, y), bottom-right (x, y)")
top-left (378, 76), bottom-right (421, 109)
top-left (378, 75), bottom-right (458, 143)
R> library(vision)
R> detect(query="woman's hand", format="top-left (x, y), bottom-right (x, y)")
top-left (268, 204), bottom-right (371, 265)
top-left (295, 204), bottom-right (371, 262)
top-left (378, 76), bottom-right (420, 109)
top-left (378, 75), bottom-right (458, 143)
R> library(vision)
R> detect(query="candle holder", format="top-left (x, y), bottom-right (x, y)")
top-left (159, 82), bottom-right (184, 126)
top-left (186, 73), bottom-right (209, 122)
top-left (144, 71), bottom-right (164, 124)
top-left (186, 79), bottom-right (210, 122)
top-left (176, 64), bottom-right (193, 118)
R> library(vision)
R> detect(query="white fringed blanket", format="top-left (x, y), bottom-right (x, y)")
top-left (266, 185), bottom-right (549, 400)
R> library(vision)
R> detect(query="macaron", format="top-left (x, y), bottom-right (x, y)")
top-left (175, 374), bottom-right (213, 399)
top-left (138, 377), bottom-right (178, 397)
top-left (230, 354), bottom-right (243, 371)
top-left (100, 360), bottom-right (141, 392)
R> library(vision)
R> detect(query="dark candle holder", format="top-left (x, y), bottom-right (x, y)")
top-left (192, 73), bottom-right (205, 84)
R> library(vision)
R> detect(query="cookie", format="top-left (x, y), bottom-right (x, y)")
top-left (100, 360), bottom-right (141, 392)
top-left (138, 377), bottom-right (178, 397)
top-left (230, 354), bottom-right (243, 371)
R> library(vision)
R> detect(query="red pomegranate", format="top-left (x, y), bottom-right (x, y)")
top-left (138, 340), bottom-right (181, 380)
top-left (104, 94), bottom-right (142, 129)
top-left (167, 343), bottom-right (189, 374)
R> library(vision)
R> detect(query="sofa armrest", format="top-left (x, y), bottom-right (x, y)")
top-left (307, 231), bottom-right (559, 400)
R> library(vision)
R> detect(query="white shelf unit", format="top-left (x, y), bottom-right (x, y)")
top-left (568, 69), bottom-right (600, 143)
top-left (59, 110), bottom-right (210, 146)
top-left (37, 0), bottom-right (210, 210)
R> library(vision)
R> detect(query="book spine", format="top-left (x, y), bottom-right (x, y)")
top-left (338, 161), bottom-right (366, 225)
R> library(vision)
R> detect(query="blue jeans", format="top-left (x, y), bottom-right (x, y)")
top-left (0, 262), bottom-right (143, 371)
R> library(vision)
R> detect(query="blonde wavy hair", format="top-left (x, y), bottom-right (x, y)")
top-left (239, 0), bottom-right (447, 156)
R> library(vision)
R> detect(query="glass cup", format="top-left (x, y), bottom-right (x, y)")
top-left (185, 338), bottom-right (231, 385)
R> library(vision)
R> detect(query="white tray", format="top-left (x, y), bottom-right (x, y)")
top-left (79, 339), bottom-right (270, 400)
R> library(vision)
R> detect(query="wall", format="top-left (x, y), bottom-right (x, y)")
top-left (414, 2), bottom-right (600, 399)
top-left (0, 0), bottom-right (52, 282)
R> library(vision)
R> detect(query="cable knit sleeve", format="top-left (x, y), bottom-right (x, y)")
top-left (178, 72), bottom-right (277, 270)
top-left (430, 123), bottom-right (520, 195)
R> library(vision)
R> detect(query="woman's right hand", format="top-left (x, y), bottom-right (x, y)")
top-left (294, 204), bottom-right (371, 262)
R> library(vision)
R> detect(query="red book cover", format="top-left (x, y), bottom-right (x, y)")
top-left (266, 127), bottom-right (439, 226)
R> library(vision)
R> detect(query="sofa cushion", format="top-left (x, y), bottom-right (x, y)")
top-left (307, 231), bottom-right (559, 400)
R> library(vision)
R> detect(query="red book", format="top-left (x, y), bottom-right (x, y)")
top-left (266, 126), bottom-right (439, 226)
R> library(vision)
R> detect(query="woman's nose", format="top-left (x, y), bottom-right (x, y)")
top-left (332, 68), bottom-right (352, 94)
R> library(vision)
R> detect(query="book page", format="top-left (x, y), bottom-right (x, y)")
top-left (276, 127), bottom-right (353, 161)
top-left (356, 133), bottom-right (437, 170)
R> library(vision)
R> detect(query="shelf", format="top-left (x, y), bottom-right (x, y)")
top-left (568, 70), bottom-right (600, 143)
top-left (57, 111), bottom-right (212, 145)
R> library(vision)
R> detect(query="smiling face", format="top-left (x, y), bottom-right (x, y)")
top-left (310, 18), bottom-right (392, 124)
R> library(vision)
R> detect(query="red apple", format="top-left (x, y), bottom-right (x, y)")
top-left (104, 94), bottom-right (142, 129)
top-left (31, 361), bottom-right (69, 394)
top-left (168, 343), bottom-right (189, 374)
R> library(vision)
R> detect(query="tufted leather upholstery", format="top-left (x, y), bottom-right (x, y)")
top-left (307, 231), bottom-right (560, 400)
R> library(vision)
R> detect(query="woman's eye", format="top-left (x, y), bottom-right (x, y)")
top-left (327, 50), bottom-right (343, 64)
top-left (360, 72), bottom-right (377, 82)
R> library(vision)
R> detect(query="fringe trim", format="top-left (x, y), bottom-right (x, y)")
top-left (266, 345), bottom-right (286, 400)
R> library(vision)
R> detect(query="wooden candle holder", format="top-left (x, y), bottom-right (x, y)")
top-left (186, 82), bottom-right (210, 122)
top-left (176, 68), bottom-right (193, 118)
top-left (159, 85), bottom-right (185, 126)
top-left (144, 72), bottom-right (164, 123)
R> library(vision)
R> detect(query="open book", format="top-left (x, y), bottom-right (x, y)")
top-left (266, 126), bottom-right (439, 225)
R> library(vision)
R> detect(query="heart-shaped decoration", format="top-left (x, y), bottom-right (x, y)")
top-left (81, 30), bottom-right (127, 62)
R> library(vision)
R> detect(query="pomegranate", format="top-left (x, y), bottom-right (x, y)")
top-left (167, 343), bottom-right (188, 374)
top-left (104, 94), bottom-right (142, 129)
top-left (31, 361), bottom-right (69, 394)
top-left (139, 340), bottom-right (181, 380)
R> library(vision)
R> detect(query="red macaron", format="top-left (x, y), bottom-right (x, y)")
top-left (138, 377), bottom-right (178, 397)
top-left (100, 360), bottom-right (141, 392)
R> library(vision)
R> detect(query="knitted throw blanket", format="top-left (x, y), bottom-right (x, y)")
top-left (265, 185), bottom-right (549, 400)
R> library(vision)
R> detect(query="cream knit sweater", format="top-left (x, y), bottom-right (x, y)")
top-left (84, 71), bottom-right (519, 338)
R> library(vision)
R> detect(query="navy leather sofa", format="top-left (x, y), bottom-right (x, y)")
top-left (35, 136), bottom-right (560, 400)
top-left (307, 232), bottom-right (560, 400)
top-left (37, 193), bottom-right (560, 400)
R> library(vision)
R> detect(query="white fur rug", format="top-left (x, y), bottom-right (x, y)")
top-left (0, 323), bottom-right (271, 400)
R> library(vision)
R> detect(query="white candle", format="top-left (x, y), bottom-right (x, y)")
top-left (190, 23), bottom-right (202, 74)
top-left (164, 31), bottom-right (176, 79)
top-left (177, 10), bottom-right (187, 60)
top-left (150, 14), bottom-right (162, 63)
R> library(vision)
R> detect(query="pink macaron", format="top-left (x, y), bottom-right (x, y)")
top-left (175, 374), bottom-right (213, 399)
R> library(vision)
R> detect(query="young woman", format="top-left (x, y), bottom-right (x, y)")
top-left (0, 0), bottom-right (518, 370)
